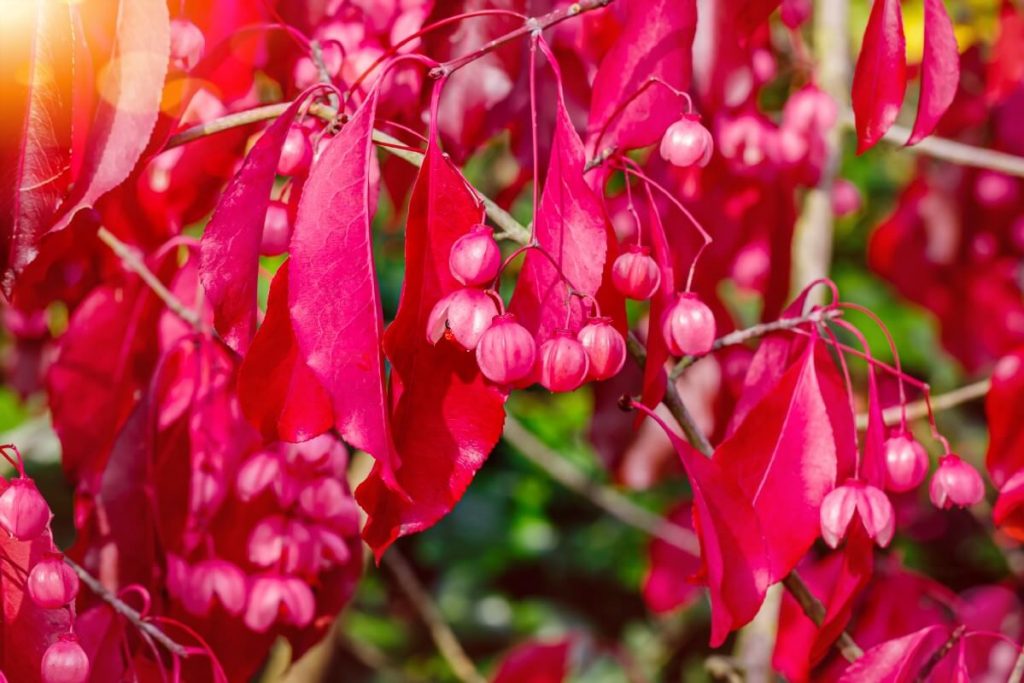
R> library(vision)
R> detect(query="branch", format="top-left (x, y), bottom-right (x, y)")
top-left (914, 624), bottom-right (965, 683)
top-left (669, 308), bottom-right (841, 380)
top-left (428, 0), bottom-right (614, 79)
top-left (382, 550), bottom-right (485, 683)
top-left (1009, 645), bottom-right (1024, 683)
top-left (841, 112), bottom-right (1024, 178)
top-left (66, 557), bottom-right (189, 659)
top-left (780, 574), bottom-right (863, 662)
top-left (96, 227), bottom-right (204, 332)
top-left (503, 415), bottom-right (700, 554)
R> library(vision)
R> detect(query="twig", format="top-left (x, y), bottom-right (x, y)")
top-left (781, 574), bottom-right (863, 662)
top-left (66, 557), bottom-right (189, 658)
top-left (840, 112), bottom-right (1024, 178)
top-left (427, 0), bottom-right (614, 79)
top-left (382, 550), bottom-right (485, 683)
top-left (669, 308), bottom-right (841, 380)
top-left (502, 415), bottom-right (700, 555)
top-left (914, 624), bottom-right (965, 683)
top-left (855, 378), bottom-right (990, 429)
top-left (1008, 645), bottom-right (1024, 683)
top-left (705, 655), bottom-right (745, 682)
top-left (96, 227), bottom-right (204, 332)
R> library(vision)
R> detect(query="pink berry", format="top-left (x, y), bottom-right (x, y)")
top-left (236, 451), bottom-right (282, 501)
top-left (449, 225), bottom-right (501, 286)
top-left (930, 454), bottom-right (985, 509)
top-left (28, 554), bottom-right (79, 609)
top-left (244, 575), bottom-right (315, 632)
top-left (611, 246), bottom-right (661, 300)
top-left (0, 478), bottom-right (50, 540)
top-left (261, 201), bottom-right (292, 257)
top-left (659, 114), bottom-right (714, 168)
top-left (820, 481), bottom-right (895, 549)
top-left (185, 559), bottom-right (247, 617)
top-left (298, 477), bottom-right (352, 523)
top-left (782, 86), bottom-right (839, 133)
top-left (538, 331), bottom-right (590, 392)
top-left (40, 634), bottom-right (89, 683)
top-left (661, 293), bottom-right (716, 356)
top-left (475, 313), bottom-right (537, 385)
top-left (883, 433), bottom-right (929, 493)
top-left (277, 127), bottom-right (313, 177)
top-left (426, 289), bottom-right (498, 350)
top-left (831, 179), bottom-right (862, 217)
top-left (577, 318), bottom-right (627, 381)
top-left (169, 19), bottom-right (205, 72)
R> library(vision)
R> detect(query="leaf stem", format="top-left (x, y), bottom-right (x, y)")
top-left (914, 624), bottom-right (965, 683)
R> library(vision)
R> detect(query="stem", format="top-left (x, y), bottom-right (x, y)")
top-left (382, 550), bottom-right (485, 683)
top-left (66, 557), bottom-right (189, 659)
top-left (781, 574), bottom-right (863, 662)
top-left (914, 625), bottom-right (965, 683)
top-left (855, 378), bottom-right (991, 430)
top-left (503, 415), bottom-right (700, 555)
top-left (668, 308), bottom-right (841, 379)
top-left (428, 0), bottom-right (615, 79)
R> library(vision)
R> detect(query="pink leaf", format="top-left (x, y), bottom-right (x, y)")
top-left (492, 638), bottom-right (572, 683)
top-left (716, 338), bottom-right (838, 579)
top-left (288, 89), bottom-right (401, 486)
top-left (237, 262), bottom-right (333, 443)
top-left (907, 0), bottom-right (960, 145)
top-left (638, 195), bottom-right (676, 414)
top-left (985, 348), bottom-right (1024, 488)
top-left (510, 86), bottom-right (607, 343)
top-left (0, 2), bottom-right (76, 291)
top-left (357, 140), bottom-right (506, 558)
top-left (852, 0), bottom-right (907, 153)
top-left (642, 503), bottom-right (701, 613)
top-left (200, 98), bottom-right (306, 354)
top-left (53, 0), bottom-right (170, 230)
top-left (636, 404), bottom-right (770, 646)
top-left (587, 0), bottom-right (697, 153)
top-left (838, 624), bottom-right (951, 682)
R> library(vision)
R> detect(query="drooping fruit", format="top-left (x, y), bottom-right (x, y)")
top-left (538, 331), bottom-right (590, 392)
top-left (169, 19), bottom-right (205, 72)
top-left (426, 289), bottom-right (499, 350)
top-left (576, 318), bottom-right (627, 380)
top-left (661, 293), bottom-right (716, 356)
top-left (930, 454), bottom-right (985, 509)
top-left (475, 313), bottom-right (537, 385)
top-left (819, 480), bottom-right (895, 548)
top-left (659, 114), bottom-right (714, 168)
top-left (261, 201), bottom-right (292, 257)
top-left (41, 635), bottom-right (89, 683)
top-left (449, 224), bottom-right (501, 286)
top-left (611, 246), bottom-right (661, 300)
top-left (0, 478), bottom-right (50, 540)
top-left (883, 432), bottom-right (929, 493)
top-left (27, 554), bottom-right (79, 609)
top-left (277, 126), bottom-right (313, 177)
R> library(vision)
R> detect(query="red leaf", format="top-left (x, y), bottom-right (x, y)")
top-left (238, 261), bottom-right (333, 443)
top-left (492, 638), bottom-right (572, 683)
top-left (642, 503), bottom-right (701, 614)
top-left (357, 140), bottom-right (506, 558)
top-left (587, 0), bottom-right (697, 153)
top-left (200, 98), bottom-right (306, 354)
top-left (639, 194), bottom-right (676, 414)
top-left (993, 470), bottom-right (1024, 541)
top-left (510, 86), bottom-right (607, 343)
top-left (838, 624), bottom-right (950, 682)
top-left (716, 339), bottom-right (838, 579)
top-left (54, 0), bottom-right (170, 230)
top-left (0, 2), bottom-right (77, 292)
top-left (289, 90), bottom-right (400, 485)
top-left (986, 348), bottom-right (1024, 488)
top-left (852, 0), bottom-right (907, 153)
top-left (907, 0), bottom-right (960, 145)
top-left (637, 405), bottom-right (770, 646)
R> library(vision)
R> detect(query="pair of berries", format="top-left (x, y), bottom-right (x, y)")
top-left (428, 226), bottom-right (627, 391)
top-left (611, 247), bottom-right (716, 357)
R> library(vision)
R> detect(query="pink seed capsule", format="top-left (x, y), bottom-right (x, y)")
top-left (538, 331), bottom-right (591, 392)
top-left (277, 126), bottom-right (313, 177)
top-left (28, 554), bottom-right (79, 609)
top-left (819, 481), bottom-right (894, 549)
top-left (576, 318), bottom-right (626, 380)
top-left (831, 179), bottom-right (862, 217)
top-left (426, 289), bottom-right (498, 350)
top-left (449, 224), bottom-right (501, 286)
top-left (169, 19), bottom-right (205, 72)
top-left (782, 85), bottom-right (839, 133)
top-left (930, 454), bottom-right (985, 509)
top-left (186, 559), bottom-right (248, 617)
top-left (475, 313), bottom-right (537, 385)
top-left (261, 201), bottom-right (292, 257)
top-left (883, 433), bottom-right (929, 493)
top-left (659, 114), bottom-right (714, 168)
top-left (0, 478), bottom-right (50, 540)
top-left (41, 634), bottom-right (89, 683)
top-left (661, 293), bottom-right (716, 356)
top-left (611, 246), bottom-right (661, 300)
top-left (244, 575), bottom-right (315, 632)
